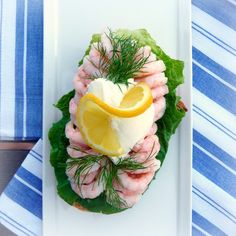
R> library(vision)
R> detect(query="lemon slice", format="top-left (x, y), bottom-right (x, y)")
top-left (76, 82), bottom-right (152, 156)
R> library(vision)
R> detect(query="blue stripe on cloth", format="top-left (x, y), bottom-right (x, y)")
top-left (0, 211), bottom-right (36, 236)
top-left (193, 63), bottom-right (236, 115)
top-left (4, 177), bottom-right (42, 219)
top-left (192, 225), bottom-right (205, 236)
top-left (14, 0), bottom-right (25, 139)
top-left (30, 149), bottom-right (42, 159)
top-left (26, 0), bottom-right (43, 139)
top-left (16, 166), bottom-right (42, 192)
top-left (193, 189), bottom-right (236, 225)
top-left (193, 186), bottom-right (236, 223)
top-left (192, 46), bottom-right (236, 87)
top-left (192, 25), bottom-right (236, 57)
top-left (193, 145), bottom-right (236, 198)
top-left (192, 0), bottom-right (236, 31)
top-left (193, 129), bottom-right (236, 170)
top-left (30, 152), bottom-right (42, 163)
top-left (193, 108), bottom-right (236, 141)
top-left (192, 210), bottom-right (227, 236)
top-left (192, 22), bottom-right (236, 54)
top-left (193, 105), bottom-right (236, 139)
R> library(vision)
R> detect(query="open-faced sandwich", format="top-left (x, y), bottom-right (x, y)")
top-left (49, 29), bottom-right (187, 214)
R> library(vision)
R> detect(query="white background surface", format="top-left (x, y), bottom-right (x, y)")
top-left (43, 0), bottom-right (192, 235)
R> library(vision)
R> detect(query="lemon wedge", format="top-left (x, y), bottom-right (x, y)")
top-left (76, 82), bottom-right (153, 156)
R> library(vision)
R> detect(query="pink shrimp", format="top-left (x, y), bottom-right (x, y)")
top-left (113, 181), bottom-right (142, 207)
top-left (101, 32), bottom-right (113, 59)
top-left (65, 122), bottom-right (88, 148)
top-left (131, 155), bottom-right (161, 174)
top-left (135, 135), bottom-right (160, 154)
top-left (138, 60), bottom-right (166, 77)
top-left (116, 162), bottom-right (160, 202)
top-left (134, 47), bottom-right (168, 120)
top-left (73, 80), bottom-right (86, 94)
top-left (70, 115), bottom-right (76, 127)
top-left (67, 160), bottom-right (104, 199)
top-left (129, 135), bottom-right (161, 174)
top-left (134, 52), bottom-right (166, 77)
top-left (73, 93), bottom-right (82, 104)
top-left (146, 123), bottom-right (158, 136)
top-left (134, 72), bottom-right (168, 88)
top-left (77, 66), bottom-right (90, 80)
top-left (67, 147), bottom-right (88, 158)
top-left (83, 56), bottom-right (101, 77)
top-left (73, 71), bottom-right (91, 95)
top-left (136, 46), bottom-right (152, 61)
top-left (115, 158), bottom-right (160, 205)
top-left (132, 134), bottom-right (160, 155)
top-left (69, 98), bottom-right (77, 115)
top-left (77, 33), bottom-right (113, 82)
top-left (130, 124), bottom-right (158, 152)
top-left (70, 179), bottom-right (104, 199)
top-left (69, 94), bottom-right (81, 125)
top-left (117, 170), bottom-right (154, 193)
top-left (65, 121), bottom-right (100, 157)
top-left (151, 85), bottom-right (169, 99)
top-left (89, 43), bottom-right (101, 67)
top-left (153, 97), bottom-right (166, 121)
top-left (67, 144), bottom-right (99, 158)
top-left (66, 162), bottom-right (100, 179)
top-left (114, 134), bottom-right (161, 203)
top-left (117, 191), bottom-right (142, 208)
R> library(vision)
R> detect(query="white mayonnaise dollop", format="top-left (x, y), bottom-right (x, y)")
top-left (87, 78), bottom-right (154, 157)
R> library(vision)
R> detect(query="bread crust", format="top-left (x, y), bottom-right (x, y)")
top-left (73, 202), bottom-right (88, 212)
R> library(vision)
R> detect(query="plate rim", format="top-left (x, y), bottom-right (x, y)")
top-left (177, 0), bottom-right (192, 235)
top-left (43, 0), bottom-right (192, 235)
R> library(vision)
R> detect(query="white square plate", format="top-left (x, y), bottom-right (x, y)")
top-left (43, 0), bottom-right (192, 235)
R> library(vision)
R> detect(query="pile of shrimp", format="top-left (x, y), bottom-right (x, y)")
top-left (65, 32), bottom-right (168, 208)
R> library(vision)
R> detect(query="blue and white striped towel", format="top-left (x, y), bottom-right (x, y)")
top-left (0, 0), bottom-right (43, 140)
top-left (0, 139), bottom-right (42, 236)
top-left (192, 0), bottom-right (236, 235)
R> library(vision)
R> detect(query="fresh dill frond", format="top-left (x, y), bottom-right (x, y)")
top-left (66, 154), bottom-right (103, 186)
top-left (66, 142), bottom-right (158, 209)
top-left (101, 161), bottom-right (127, 209)
top-left (106, 185), bottom-right (127, 209)
top-left (116, 157), bottom-right (146, 171)
top-left (94, 30), bottom-right (150, 85)
top-left (107, 31), bottom-right (149, 85)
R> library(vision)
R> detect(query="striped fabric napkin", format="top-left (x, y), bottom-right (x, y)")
top-left (0, 139), bottom-right (42, 236)
top-left (192, 0), bottom-right (236, 235)
top-left (0, 0), bottom-right (43, 140)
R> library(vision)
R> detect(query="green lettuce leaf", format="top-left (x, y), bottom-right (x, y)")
top-left (48, 29), bottom-right (186, 214)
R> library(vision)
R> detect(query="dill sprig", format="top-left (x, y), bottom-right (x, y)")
top-left (65, 151), bottom-right (145, 208)
top-left (99, 159), bottom-right (127, 209)
top-left (65, 141), bottom-right (158, 209)
top-left (66, 154), bottom-right (103, 186)
top-left (93, 30), bottom-right (151, 85)
top-left (116, 157), bottom-right (146, 171)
